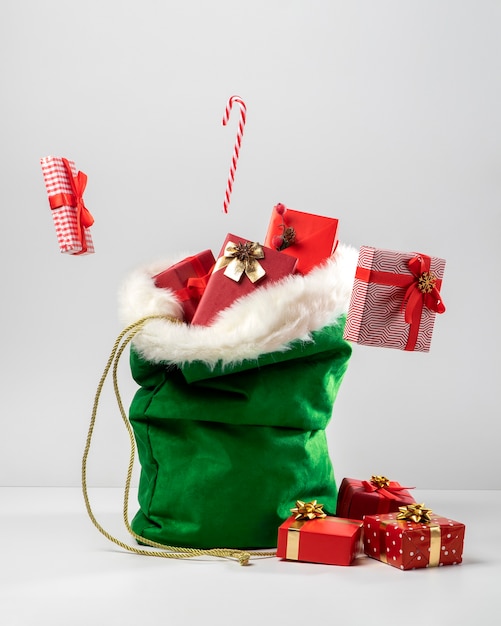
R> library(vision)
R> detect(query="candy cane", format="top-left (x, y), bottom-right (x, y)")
top-left (221, 95), bottom-right (247, 213)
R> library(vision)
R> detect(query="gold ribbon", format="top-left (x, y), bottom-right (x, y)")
top-left (214, 241), bottom-right (266, 283)
top-left (396, 503), bottom-right (433, 523)
top-left (429, 525), bottom-right (442, 567)
top-left (286, 520), bottom-right (304, 560)
top-left (291, 500), bottom-right (327, 521)
top-left (286, 500), bottom-right (326, 561)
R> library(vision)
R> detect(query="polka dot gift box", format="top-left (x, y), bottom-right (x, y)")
top-left (363, 504), bottom-right (465, 571)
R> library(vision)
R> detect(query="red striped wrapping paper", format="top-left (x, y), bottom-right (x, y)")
top-left (40, 156), bottom-right (94, 255)
top-left (343, 246), bottom-right (446, 352)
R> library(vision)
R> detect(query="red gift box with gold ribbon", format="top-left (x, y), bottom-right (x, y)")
top-left (336, 476), bottom-right (416, 520)
top-left (277, 515), bottom-right (363, 566)
top-left (191, 233), bottom-right (297, 326)
top-left (40, 156), bottom-right (94, 255)
top-left (263, 203), bottom-right (339, 275)
top-left (343, 246), bottom-right (446, 352)
top-left (364, 504), bottom-right (465, 570)
top-left (153, 250), bottom-right (215, 323)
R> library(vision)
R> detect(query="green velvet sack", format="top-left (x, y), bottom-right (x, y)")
top-left (84, 244), bottom-right (357, 557)
top-left (129, 322), bottom-right (351, 549)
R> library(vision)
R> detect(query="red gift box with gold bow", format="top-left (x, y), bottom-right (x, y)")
top-left (336, 476), bottom-right (416, 520)
top-left (263, 203), bottom-right (339, 275)
top-left (343, 246), bottom-right (446, 352)
top-left (277, 501), bottom-right (363, 566)
top-left (153, 250), bottom-right (215, 323)
top-left (364, 504), bottom-right (465, 570)
top-left (191, 233), bottom-right (297, 326)
top-left (40, 156), bottom-right (94, 255)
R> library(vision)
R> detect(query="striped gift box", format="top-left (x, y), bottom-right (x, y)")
top-left (40, 156), bottom-right (94, 255)
top-left (343, 246), bottom-right (446, 352)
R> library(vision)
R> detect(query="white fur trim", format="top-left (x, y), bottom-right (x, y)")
top-left (118, 243), bottom-right (358, 367)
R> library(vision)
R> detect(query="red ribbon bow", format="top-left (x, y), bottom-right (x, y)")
top-left (49, 158), bottom-right (94, 254)
top-left (403, 254), bottom-right (445, 321)
top-left (355, 253), bottom-right (445, 350)
top-left (361, 479), bottom-right (414, 501)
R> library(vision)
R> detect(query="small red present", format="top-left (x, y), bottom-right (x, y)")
top-left (191, 233), bottom-right (297, 326)
top-left (364, 504), bottom-right (465, 570)
top-left (336, 476), bottom-right (416, 520)
top-left (263, 203), bottom-right (339, 275)
top-left (153, 250), bottom-right (215, 323)
top-left (277, 500), bottom-right (363, 566)
top-left (343, 246), bottom-right (446, 352)
top-left (40, 156), bottom-right (94, 255)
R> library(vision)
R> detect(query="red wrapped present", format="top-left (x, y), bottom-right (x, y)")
top-left (343, 246), bottom-right (446, 352)
top-left (40, 156), bottom-right (94, 255)
top-left (336, 476), bottom-right (416, 520)
top-left (277, 501), bottom-right (363, 566)
top-left (191, 233), bottom-right (297, 326)
top-left (364, 503), bottom-right (465, 570)
top-left (264, 203), bottom-right (339, 275)
top-left (153, 250), bottom-right (215, 323)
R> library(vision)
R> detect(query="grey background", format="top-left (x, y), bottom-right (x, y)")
top-left (1, 0), bottom-right (499, 489)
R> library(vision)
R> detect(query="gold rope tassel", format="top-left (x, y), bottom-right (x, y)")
top-left (82, 315), bottom-right (276, 566)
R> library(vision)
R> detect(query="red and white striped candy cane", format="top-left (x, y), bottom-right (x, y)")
top-left (221, 95), bottom-right (247, 213)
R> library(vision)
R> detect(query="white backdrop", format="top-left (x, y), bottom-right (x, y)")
top-left (1, 0), bottom-right (499, 489)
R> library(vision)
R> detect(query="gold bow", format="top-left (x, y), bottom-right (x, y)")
top-left (291, 500), bottom-right (327, 521)
top-left (396, 503), bottom-right (433, 523)
top-left (370, 475), bottom-right (390, 489)
top-left (214, 241), bottom-right (266, 283)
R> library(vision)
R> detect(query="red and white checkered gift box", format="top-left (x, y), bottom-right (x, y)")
top-left (40, 156), bottom-right (94, 255)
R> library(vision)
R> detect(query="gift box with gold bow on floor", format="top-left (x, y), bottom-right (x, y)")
top-left (364, 503), bottom-right (465, 570)
top-left (336, 475), bottom-right (416, 520)
top-left (277, 501), bottom-right (363, 566)
top-left (343, 246), bottom-right (446, 352)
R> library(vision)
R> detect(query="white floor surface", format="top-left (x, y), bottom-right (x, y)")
top-left (1, 487), bottom-right (499, 626)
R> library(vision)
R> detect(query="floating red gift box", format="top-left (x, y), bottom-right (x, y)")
top-left (191, 233), bottom-right (297, 326)
top-left (343, 246), bottom-right (446, 352)
top-left (153, 250), bottom-right (215, 323)
top-left (40, 156), bottom-right (94, 255)
top-left (336, 476), bottom-right (416, 520)
top-left (364, 505), bottom-right (465, 570)
top-left (263, 204), bottom-right (338, 275)
top-left (277, 515), bottom-right (363, 566)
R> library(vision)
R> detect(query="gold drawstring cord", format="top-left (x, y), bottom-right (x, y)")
top-left (82, 315), bottom-right (277, 565)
